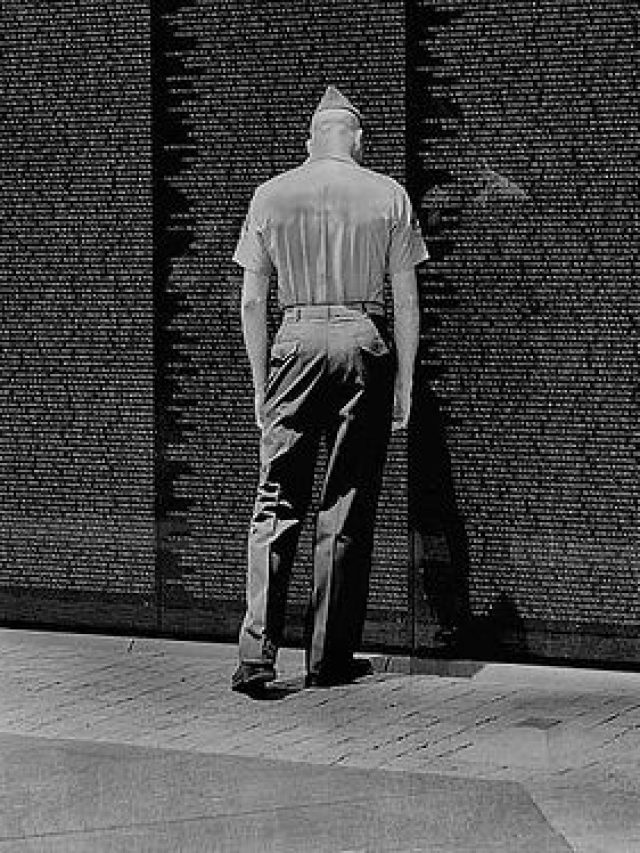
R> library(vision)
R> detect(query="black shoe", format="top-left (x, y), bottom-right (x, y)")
top-left (305, 657), bottom-right (373, 688)
top-left (231, 662), bottom-right (276, 695)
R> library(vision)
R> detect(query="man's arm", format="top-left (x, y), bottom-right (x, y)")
top-left (240, 269), bottom-right (270, 429)
top-left (391, 268), bottom-right (420, 431)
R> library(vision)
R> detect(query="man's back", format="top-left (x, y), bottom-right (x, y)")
top-left (231, 85), bottom-right (427, 695)
top-left (235, 153), bottom-right (419, 307)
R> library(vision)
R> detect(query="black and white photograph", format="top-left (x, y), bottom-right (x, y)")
top-left (1, 1), bottom-right (638, 850)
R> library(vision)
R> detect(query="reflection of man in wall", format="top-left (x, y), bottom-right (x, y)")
top-left (231, 86), bottom-right (428, 694)
top-left (417, 159), bottom-right (532, 653)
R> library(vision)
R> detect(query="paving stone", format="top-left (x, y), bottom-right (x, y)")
top-left (1, 629), bottom-right (639, 851)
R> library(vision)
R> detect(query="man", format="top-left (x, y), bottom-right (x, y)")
top-left (231, 85), bottom-right (428, 693)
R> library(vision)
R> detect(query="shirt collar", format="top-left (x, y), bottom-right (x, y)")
top-left (307, 152), bottom-right (356, 165)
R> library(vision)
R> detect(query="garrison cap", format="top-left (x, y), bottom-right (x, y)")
top-left (313, 85), bottom-right (362, 124)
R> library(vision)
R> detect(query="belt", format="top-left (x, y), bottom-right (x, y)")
top-left (282, 301), bottom-right (385, 320)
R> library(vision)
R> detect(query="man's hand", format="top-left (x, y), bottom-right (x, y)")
top-left (392, 381), bottom-right (411, 432)
top-left (254, 390), bottom-right (265, 430)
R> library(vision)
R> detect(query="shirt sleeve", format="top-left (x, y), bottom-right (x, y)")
top-left (387, 188), bottom-right (429, 275)
top-left (232, 199), bottom-right (274, 275)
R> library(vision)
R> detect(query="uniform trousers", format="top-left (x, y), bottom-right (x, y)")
top-left (238, 305), bottom-right (395, 677)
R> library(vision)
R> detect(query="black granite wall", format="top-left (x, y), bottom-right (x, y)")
top-left (1, 0), bottom-right (637, 664)
top-left (152, 0), bottom-right (410, 646)
top-left (1, 1), bottom-right (154, 629)
top-left (407, 1), bottom-right (638, 663)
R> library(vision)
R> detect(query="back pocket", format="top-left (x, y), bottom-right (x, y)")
top-left (265, 340), bottom-right (301, 398)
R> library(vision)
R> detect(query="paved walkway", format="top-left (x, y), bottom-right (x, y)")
top-left (0, 629), bottom-right (638, 851)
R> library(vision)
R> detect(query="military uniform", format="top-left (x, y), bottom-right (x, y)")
top-left (232, 87), bottom-right (428, 690)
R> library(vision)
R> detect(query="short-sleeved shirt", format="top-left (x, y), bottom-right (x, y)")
top-left (232, 152), bottom-right (428, 306)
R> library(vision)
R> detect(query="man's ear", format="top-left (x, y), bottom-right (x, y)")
top-left (352, 127), bottom-right (363, 161)
top-left (306, 138), bottom-right (312, 155)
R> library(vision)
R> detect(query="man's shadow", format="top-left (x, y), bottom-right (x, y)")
top-left (409, 364), bottom-right (529, 662)
top-left (409, 382), bottom-right (473, 656)
top-left (408, 162), bottom-right (532, 661)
